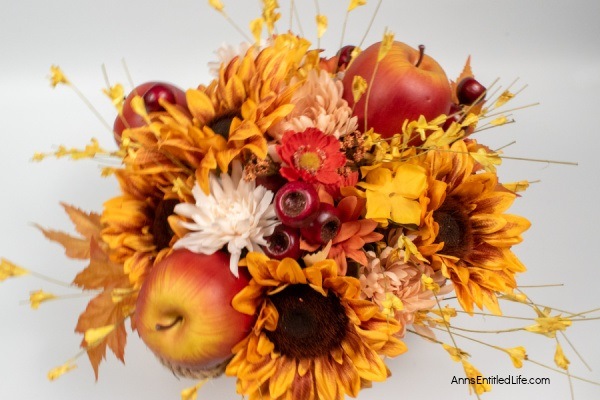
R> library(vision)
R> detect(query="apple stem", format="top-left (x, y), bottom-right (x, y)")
top-left (155, 316), bottom-right (183, 331)
top-left (415, 45), bottom-right (426, 68)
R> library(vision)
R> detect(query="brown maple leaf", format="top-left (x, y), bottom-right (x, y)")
top-left (75, 288), bottom-right (134, 379)
top-left (35, 225), bottom-right (91, 259)
top-left (36, 203), bottom-right (103, 260)
top-left (450, 56), bottom-right (474, 104)
top-left (61, 202), bottom-right (102, 239)
top-left (73, 238), bottom-right (130, 290)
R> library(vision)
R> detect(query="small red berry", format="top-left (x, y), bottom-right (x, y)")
top-left (456, 77), bottom-right (486, 105)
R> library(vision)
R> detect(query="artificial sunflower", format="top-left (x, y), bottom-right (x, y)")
top-left (227, 253), bottom-right (406, 400)
top-left (413, 140), bottom-right (531, 314)
top-left (188, 33), bottom-right (312, 193)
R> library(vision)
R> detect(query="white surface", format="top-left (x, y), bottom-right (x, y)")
top-left (1, 0), bottom-right (600, 399)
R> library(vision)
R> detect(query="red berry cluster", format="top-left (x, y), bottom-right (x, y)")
top-left (263, 181), bottom-right (341, 260)
top-left (443, 77), bottom-right (487, 130)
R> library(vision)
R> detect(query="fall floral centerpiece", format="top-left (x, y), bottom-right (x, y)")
top-left (2, 1), bottom-right (598, 399)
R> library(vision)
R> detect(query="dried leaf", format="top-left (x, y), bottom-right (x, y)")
top-left (61, 203), bottom-right (102, 240)
top-left (451, 56), bottom-right (473, 103)
top-left (75, 289), bottom-right (132, 378)
top-left (35, 225), bottom-right (91, 259)
top-left (73, 238), bottom-right (129, 290)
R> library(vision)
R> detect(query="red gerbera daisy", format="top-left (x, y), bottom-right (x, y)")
top-left (277, 127), bottom-right (346, 186)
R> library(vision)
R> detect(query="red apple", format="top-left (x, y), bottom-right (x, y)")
top-left (342, 41), bottom-right (452, 140)
top-left (113, 81), bottom-right (187, 143)
top-left (134, 249), bottom-right (253, 376)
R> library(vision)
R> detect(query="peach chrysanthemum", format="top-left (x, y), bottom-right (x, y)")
top-left (270, 69), bottom-right (358, 140)
top-left (360, 243), bottom-right (446, 337)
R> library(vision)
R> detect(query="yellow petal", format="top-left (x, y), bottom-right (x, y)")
top-left (351, 75), bottom-right (368, 104)
top-left (490, 115), bottom-right (509, 126)
top-left (102, 83), bottom-right (125, 113)
top-left (130, 95), bottom-right (150, 124)
top-left (0, 259), bottom-right (30, 282)
top-left (208, 0), bottom-right (224, 12)
top-left (84, 324), bottom-right (116, 347)
top-left (186, 89), bottom-right (216, 124)
top-left (461, 360), bottom-right (491, 395)
top-left (495, 90), bottom-right (515, 108)
top-left (49, 65), bottom-right (69, 87)
top-left (181, 379), bottom-right (208, 400)
top-left (505, 346), bottom-right (527, 368)
top-left (29, 290), bottom-right (57, 310)
top-left (250, 18), bottom-right (264, 44)
top-left (389, 195), bottom-right (422, 226)
top-left (391, 163), bottom-right (427, 199)
top-left (442, 343), bottom-right (469, 362)
top-left (315, 14), bottom-right (327, 38)
top-left (47, 360), bottom-right (77, 381)
top-left (377, 30), bottom-right (395, 62)
top-left (348, 0), bottom-right (367, 12)
top-left (503, 180), bottom-right (530, 193)
top-left (275, 258), bottom-right (307, 284)
top-left (554, 342), bottom-right (570, 370)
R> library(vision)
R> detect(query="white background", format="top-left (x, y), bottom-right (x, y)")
top-left (1, 0), bottom-right (600, 399)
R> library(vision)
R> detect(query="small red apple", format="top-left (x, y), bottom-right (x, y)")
top-left (134, 249), bottom-right (253, 377)
top-left (342, 41), bottom-right (452, 139)
top-left (113, 81), bottom-right (187, 143)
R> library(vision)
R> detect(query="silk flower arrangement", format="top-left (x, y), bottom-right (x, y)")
top-left (2, 1), bottom-right (598, 399)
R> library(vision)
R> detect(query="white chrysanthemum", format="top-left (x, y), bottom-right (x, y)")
top-left (173, 162), bottom-right (279, 277)
top-left (270, 69), bottom-right (358, 140)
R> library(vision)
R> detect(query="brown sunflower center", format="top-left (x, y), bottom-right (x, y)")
top-left (433, 197), bottom-right (473, 259)
top-left (209, 112), bottom-right (240, 138)
top-left (267, 284), bottom-right (348, 359)
top-left (151, 198), bottom-right (179, 251)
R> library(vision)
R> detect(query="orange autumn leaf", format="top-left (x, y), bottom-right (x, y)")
top-left (75, 288), bottom-right (132, 379)
top-left (451, 56), bottom-right (474, 104)
top-left (61, 202), bottom-right (103, 240)
top-left (37, 204), bottom-right (103, 260)
top-left (451, 56), bottom-right (485, 115)
top-left (35, 225), bottom-right (91, 259)
top-left (73, 238), bottom-right (130, 290)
